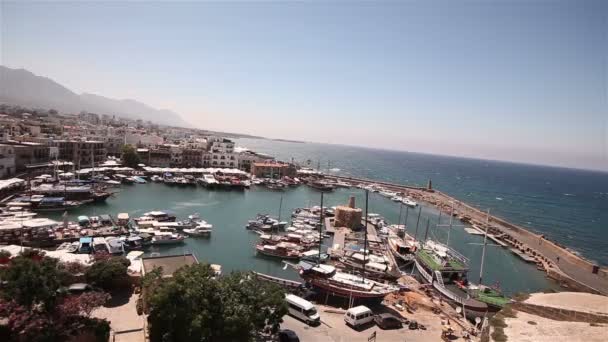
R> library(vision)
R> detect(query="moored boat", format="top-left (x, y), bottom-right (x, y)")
top-left (150, 232), bottom-right (185, 245)
top-left (182, 221), bottom-right (213, 236)
top-left (414, 240), bottom-right (488, 318)
top-left (255, 242), bottom-right (301, 259)
top-left (298, 262), bottom-right (399, 300)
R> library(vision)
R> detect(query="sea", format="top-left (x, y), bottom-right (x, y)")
top-left (237, 138), bottom-right (608, 267)
top-left (44, 139), bottom-right (607, 297)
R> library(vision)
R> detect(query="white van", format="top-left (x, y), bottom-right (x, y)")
top-left (285, 294), bottom-right (320, 325)
top-left (344, 305), bottom-right (374, 329)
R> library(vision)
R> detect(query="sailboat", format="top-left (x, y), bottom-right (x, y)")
top-left (458, 210), bottom-right (510, 312)
top-left (296, 191), bottom-right (399, 301)
top-left (387, 203), bottom-right (418, 265)
top-left (414, 211), bottom-right (488, 318)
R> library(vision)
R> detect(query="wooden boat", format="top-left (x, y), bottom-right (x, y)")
top-left (255, 242), bottom-right (301, 260)
top-left (298, 262), bottom-right (399, 299)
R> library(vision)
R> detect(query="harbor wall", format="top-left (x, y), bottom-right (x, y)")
top-left (510, 301), bottom-right (608, 324)
top-left (324, 174), bottom-right (608, 286)
top-left (546, 268), bottom-right (602, 295)
top-left (434, 190), bottom-right (607, 278)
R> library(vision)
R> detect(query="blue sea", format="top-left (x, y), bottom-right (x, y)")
top-left (237, 138), bottom-right (608, 266)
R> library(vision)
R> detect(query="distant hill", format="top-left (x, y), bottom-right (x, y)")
top-left (0, 66), bottom-right (188, 127)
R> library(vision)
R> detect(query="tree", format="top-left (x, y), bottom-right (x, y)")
top-left (0, 294), bottom-right (111, 342)
top-left (146, 264), bottom-right (287, 342)
top-left (1, 249), bottom-right (66, 311)
top-left (85, 257), bottom-right (130, 291)
top-left (121, 144), bottom-right (141, 168)
top-left (0, 250), bottom-right (111, 342)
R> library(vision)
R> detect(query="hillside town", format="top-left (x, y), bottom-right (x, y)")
top-left (0, 106), bottom-right (278, 177)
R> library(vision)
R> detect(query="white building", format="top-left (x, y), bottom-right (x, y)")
top-left (0, 144), bottom-right (16, 178)
top-left (207, 137), bottom-right (237, 168)
top-left (125, 132), bottom-right (164, 147)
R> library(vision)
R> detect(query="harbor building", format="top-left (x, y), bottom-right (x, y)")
top-left (250, 162), bottom-right (297, 178)
top-left (208, 137), bottom-right (238, 168)
top-left (54, 140), bottom-right (107, 167)
top-left (237, 150), bottom-right (274, 172)
top-left (0, 144), bottom-right (16, 177)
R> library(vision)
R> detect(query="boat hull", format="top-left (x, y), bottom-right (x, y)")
top-left (414, 261), bottom-right (488, 319)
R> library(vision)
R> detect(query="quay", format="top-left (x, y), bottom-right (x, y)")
top-left (324, 174), bottom-right (608, 295)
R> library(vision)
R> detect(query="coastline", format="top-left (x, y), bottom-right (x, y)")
top-left (326, 174), bottom-right (608, 295)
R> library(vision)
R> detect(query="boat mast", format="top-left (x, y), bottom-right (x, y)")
top-left (318, 192), bottom-right (324, 264)
top-left (397, 201), bottom-right (403, 230)
top-left (363, 189), bottom-right (369, 283)
top-left (402, 206), bottom-right (410, 244)
top-left (423, 218), bottom-right (430, 242)
top-left (278, 194), bottom-right (283, 222)
top-left (447, 201), bottom-right (455, 247)
top-left (479, 209), bottom-right (490, 284)
top-left (413, 207), bottom-right (422, 240)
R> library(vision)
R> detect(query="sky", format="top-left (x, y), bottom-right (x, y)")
top-left (1, 1), bottom-right (606, 171)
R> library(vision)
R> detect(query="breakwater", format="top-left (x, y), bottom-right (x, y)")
top-left (325, 174), bottom-right (608, 295)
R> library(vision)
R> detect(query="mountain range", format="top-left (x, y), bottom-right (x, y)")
top-left (0, 66), bottom-right (188, 127)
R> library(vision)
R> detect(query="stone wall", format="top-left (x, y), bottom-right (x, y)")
top-left (334, 206), bottom-right (362, 230)
top-left (511, 301), bottom-right (608, 324)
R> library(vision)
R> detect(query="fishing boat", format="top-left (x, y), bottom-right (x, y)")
top-left (300, 249), bottom-right (329, 264)
top-left (266, 181), bottom-right (286, 191)
top-left (106, 237), bottom-right (125, 255)
top-left (183, 221), bottom-right (213, 236)
top-left (246, 214), bottom-right (287, 231)
top-left (414, 240), bottom-right (488, 318)
top-left (150, 175), bottom-right (163, 182)
top-left (197, 174), bottom-right (219, 188)
top-left (150, 232), bottom-right (185, 245)
top-left (132, 176), bottom-right (147, 184)
top-left (401, 198), bottom-right (418, 207)
top-left (387, 233), bottom-right (417, 265)
top-left (78, 237), bottom-right (93, 254)
top-left (29, 196), bottom-right (84, 212)
top-left (256, 242), bottom-right (301, 259)
top-left (463, 211), bottom-right (510, 311)
top-left (308, 180), bottom-right (335, 192)
top-left (121, 235), bottom-right (146, 250)
top-left (56, 241), bottom-right (79, 253)
top-left (340, 251), bottom-right (396, 280)
top-left (93, 237), bottom-right (110, 254)
top-left (138, 210), bottom-right (176, 223)
top-left (462, 283), bottom-right (510, 312)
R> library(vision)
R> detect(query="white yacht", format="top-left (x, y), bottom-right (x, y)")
top-left (150, 232), bottom-right (185, 245)
top-left (401, 198), bottom-right (418, 207)
top-left (183, 221), bottom-right (213, 236)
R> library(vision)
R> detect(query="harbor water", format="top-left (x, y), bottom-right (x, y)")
top-left (45, 183), bottom-right (559, 296)
top-left (236, 138), bottom-right (608, 266)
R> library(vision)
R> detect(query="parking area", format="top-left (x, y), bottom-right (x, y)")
top-left (280, 304), bottom-right (450, 342)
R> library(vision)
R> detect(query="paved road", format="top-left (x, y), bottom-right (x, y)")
top-left (280, 311), bottom-right (446, 342)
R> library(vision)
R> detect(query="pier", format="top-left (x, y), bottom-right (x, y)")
top-left (325, 174), bottom-right (608, 295)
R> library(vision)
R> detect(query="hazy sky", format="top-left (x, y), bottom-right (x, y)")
top-left (1, 1), bottom-right (606, 170)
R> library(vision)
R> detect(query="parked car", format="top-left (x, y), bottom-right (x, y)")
top-left (57, 283), bottom-right (93, 295)
top-left (278, 329), bottom-right (300, 342)
top-left (344, 305), bottom-right (374, 329)
top-left (374, 313), bottom-right (403, 330)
